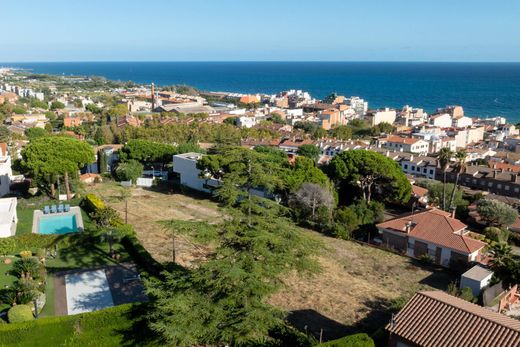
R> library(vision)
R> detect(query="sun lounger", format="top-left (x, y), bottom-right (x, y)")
top-left (57, 204), bottom-right (64, 213)
top-left (50, 205), bottom-right (57, 213)
top-left (64, 204), bottom-right (70, 212)
top-left (123, 274), bottom-right (141, 283)
top-left (43, 206), bottom-right (50, 214)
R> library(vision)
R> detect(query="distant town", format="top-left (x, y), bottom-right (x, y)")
top-left (0, 67), bottom-right (519, 346)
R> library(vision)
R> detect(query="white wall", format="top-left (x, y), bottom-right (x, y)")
top-left (0, 198), bottom-right (17, 237)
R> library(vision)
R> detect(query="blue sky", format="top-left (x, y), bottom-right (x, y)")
top-left (1, 0), bottom-right (519, 62)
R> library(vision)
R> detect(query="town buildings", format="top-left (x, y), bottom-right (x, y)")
top-left (378, 135), bottom-right (430, 155)
top-left (364, 108), bottom-right (397, 126)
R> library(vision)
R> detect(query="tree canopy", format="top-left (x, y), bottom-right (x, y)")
top-left (297, 144), bottom-right (320, 162)
top-left (120, 139), bottom-right (177, 164)
top-left (476, 199), bottom-right (518, 227)
top-left (327, 150), bottom-right (411, 204)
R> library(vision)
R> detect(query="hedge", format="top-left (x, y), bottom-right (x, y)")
top-left (7, 305), bottom-right (34, 323)
top-left (318, 333), bottom-right (375, 347)
top-left (11, 234), bottom-right (60, 253)
top-left (0, 304), bottom-right (158, 346)
top-left (81, 194), bottom-right (106, 215)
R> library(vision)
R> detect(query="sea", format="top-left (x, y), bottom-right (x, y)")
top-left (2, 61), bottom-right (520, 123)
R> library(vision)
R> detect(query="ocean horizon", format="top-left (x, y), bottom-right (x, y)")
top-left (2, 61), bottom-right (520, 123)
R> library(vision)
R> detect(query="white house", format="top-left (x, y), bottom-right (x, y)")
top-left (453, 116), bottom-right (473, 128)
top-left (172, 153), bottom-right (219, 193)
top-left (0, 197), bottom-right (17, 237)
top-left (0, 143), bottom-right (13, 197)
top-left (237, 116), bottom-right (257, 128)
top-left (430, 113), bottom-right (452, 128)
top-left (379, 136), bottom-right (430, 155)
top-left (460, 265), bottom-right (494, 297)
top-left (364, 108), bottom-right (396, 126)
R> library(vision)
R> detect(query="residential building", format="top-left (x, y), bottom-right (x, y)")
top-left (387, 291), bottom-right (520, 347)
top-left (377, 208), bottom-right (486, 268)
top-left (172, 153), bottom-right (219, 193)
top-left (378, 136), bottom-right (430, 155)
top-left (63, 116), bottom-right (83, 127)
top-left (399, 105), bottom-right (427, 127)
top-left (446, 126), bottom-right (485, 149)
top-left (453, 116), bottom-right (473, 128)
top-left (437, 105), bottom-right (464, 119)
top-left (396, 155), bottom-right (438, 180)
top-left (319, 109), bottom-right (342, 130)
top-left (0, 143), bottom-right (13, 197)
top-left (364, 108), bottom-right (396, 126)
top-left (278, 138), bottom-right (314, 154)
top-left (443, 164), bottom-right (520, 197)
top-left (316, 139), bottom-right (368, 157)
top-left (237, 116), bottom-right (257, 128)
top-left (429, 113), bottom-right (452, 128)
top-left (0, 197), bottom-right (17, 237)
top-left (344, 96), bottom-right (368, 117)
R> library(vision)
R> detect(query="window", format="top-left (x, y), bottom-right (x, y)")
top-left (411, 166), bottom-right (415, 171)
top-left (429, 169), bottom-right (434, 175)
top-left (472, 179), bottom-right (477, 184)
top-left (488, 182), bottom-right (493, 187)
top-left (404, 164), bottom-right (408, 169)
top-left (505, 185), bottom-right (510, 191)
top-left (515, 188), bottom-right (519, 193)
top-left (497, 184), bottom-right (502, 189)
top-left (428, 248), bottom-right (436, 257)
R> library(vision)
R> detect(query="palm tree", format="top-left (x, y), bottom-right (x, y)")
top-left (448, 150), bottom-right (467, 211)
top-left (438, 147), bottom-right (453, 211)
top-left (489, 243), bottom-right (512, 269)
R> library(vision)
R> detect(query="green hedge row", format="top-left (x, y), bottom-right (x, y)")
top-left (0, 304), bottom-right (152, 347)
top-left (81, 194), bottom-right (106, 215)
top-left (317, 333), bottom-right (375, 347)
top-left (0, 234), bottom-right (60, 255)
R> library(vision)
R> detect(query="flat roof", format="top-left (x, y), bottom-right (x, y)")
top-left (462, 265), bottom-right (494, 281)
top-left (173, 152), bottom-right (204, 161)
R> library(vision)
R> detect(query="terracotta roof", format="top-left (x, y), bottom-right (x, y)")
top-left (80, 173), bottom-right (101, 180)
top-left (377, 208), bottom-right (485, 254)
top-left (0, 143), bottom-right (7, 157)
top-left (384, 135), bottom-right (420, 145)
top-left (411, 185), bottom-right (428, 198)
top-left (387, 291), bottom-right (520, 347)
top-left (489, 161), bottom-right (520, 173)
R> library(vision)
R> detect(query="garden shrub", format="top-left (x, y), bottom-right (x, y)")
top-left (318, 333), bottom-right (375, 347)
top-left (82, 193), bottom-right (106, 214)
top-left (484, 227), bottom-right (510, 244)
top-left (0, 238), bottom-right (16, 255)
top-left (7, 305), bottom-right (34, 323)
top-left (19, 250), bottom-right (32, 258)
top-left (12, 234), bottom-right (59, 253)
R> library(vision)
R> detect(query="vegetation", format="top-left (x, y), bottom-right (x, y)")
top-left (297, 144), bottom-right (321, 161)
top-left (476, 199), bottom-right (518, 227)
top-left (327, 150), bottom-right (411, 205)
top-left (317, 333), bottom-right (375, 347)
top-left (114, 160), bottom-right (143, 183)
top-left (7, 305), bottom-right (34, 323)
top-left (119, 139), bottom-right (176, 164)
top-left (21, 136), bottom-right (95, 199)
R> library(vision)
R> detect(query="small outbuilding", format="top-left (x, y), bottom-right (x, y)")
top-left (0, 197), bottom-right (17, 237)
top-left (460, 265), bottom-right (494, 297)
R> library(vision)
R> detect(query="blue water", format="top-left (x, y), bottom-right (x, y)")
top-left (2, 61), bottom-right (520, 122)
top-left (39, 214), bottom-right (78, 235)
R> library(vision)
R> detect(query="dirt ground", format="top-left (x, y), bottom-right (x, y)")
top-left (87, 181), bottom-right (222, 266)
top-left (268, 230), bottom-right (456, 339)
top-left (88, 181), bottom-right (455, 339)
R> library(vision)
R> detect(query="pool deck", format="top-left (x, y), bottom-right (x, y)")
top-left (32, 206), bottom-right (84, 234)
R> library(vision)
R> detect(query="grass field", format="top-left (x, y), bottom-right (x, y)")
top-left (268, 229), bottom-right (456, 339)
top-left (87, 181), bottom-right (223, 265)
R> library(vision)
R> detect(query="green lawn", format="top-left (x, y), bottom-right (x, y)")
top-left (0, 304), bottom-right (159, 347)
top-left (0, 258), bottom-right (16, 288)
top-left (39, 274), bottom-right (55, 317)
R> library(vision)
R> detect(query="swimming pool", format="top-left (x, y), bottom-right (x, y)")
top-left (38, 214), bottom-right (78, 235)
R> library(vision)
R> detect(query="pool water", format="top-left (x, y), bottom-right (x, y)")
top-left (39, 215), bottom-right (78, 235)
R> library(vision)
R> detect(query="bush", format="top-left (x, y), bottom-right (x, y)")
top-left (459, 287), bottom-right (476, 303)
top-left (12, 234), bottom-right (59, 253)
top-left (115, 160), bottom-right (143, 184)
top-left (7, 305), bottom-right (34, 323)
top-left (0, 238), bottom-right (16, 255)
top-left (82, 194), bottom-right (106, 214)
top-left (484, 227), bottom-right (510, 244)
top-left (19, 250), bottom-right (32, 258)
top-left (318, 333), bottom-right (375, 347)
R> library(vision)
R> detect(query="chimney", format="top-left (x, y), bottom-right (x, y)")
top-left (405, 221), bottom-right (413, 233)
top-left (493, 170), bottom-right (498, 179)
top-left (450, 207), bottom-right (456, 219)
top-left (513, 173), bottom-right (519, 183)
top-left (410, 155), bottom-right (414, 161)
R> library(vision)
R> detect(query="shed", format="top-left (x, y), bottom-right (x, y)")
top-left (460, 265), bottom-right (494, 297)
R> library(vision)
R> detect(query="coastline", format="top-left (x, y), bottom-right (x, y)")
top-left (2, 62), bottom-right (520, 123)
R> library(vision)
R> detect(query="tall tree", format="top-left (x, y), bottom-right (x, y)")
top-left (297, 144), bottom-right (320, 162)
top-left (21, 136), bottom-right (94, 199)
top-left (438, 147), bottom-right (453, 211)
top-left (448, 150), bottom-right (467, 210)
top-left (197, 147), bottom-right (286, 225)
top-left (290, 182), bottom-right (334, 221)
top-left (328, 150), bottom-right (411, 204)
top-left (476, 199), bottom-right (518, 227)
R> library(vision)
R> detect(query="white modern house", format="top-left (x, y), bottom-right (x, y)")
top-left (172, 153), bottom-right (220, 193)
top-left (0, 143), bottom-right (13, 197)
top-left (0, 197), bottom-right (17, 237)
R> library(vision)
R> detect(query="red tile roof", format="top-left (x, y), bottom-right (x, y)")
top-left (0, 143), bottom-right (7, 157)
top-left (411, 185), bottom-right (428, 198)
top-left (377, 208), bottom-right (485, 254)
top-left (384, 135), bottom-right (420, 145)
top-left (387, 291), bottom-right (520, 347)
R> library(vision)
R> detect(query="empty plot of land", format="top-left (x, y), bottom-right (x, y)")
top-left (88, 182), bottom-right (222, 265)
top-left (268, 230), bottom-right (455, 340)
top-left (65, 270), bottom-right (114, 315)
